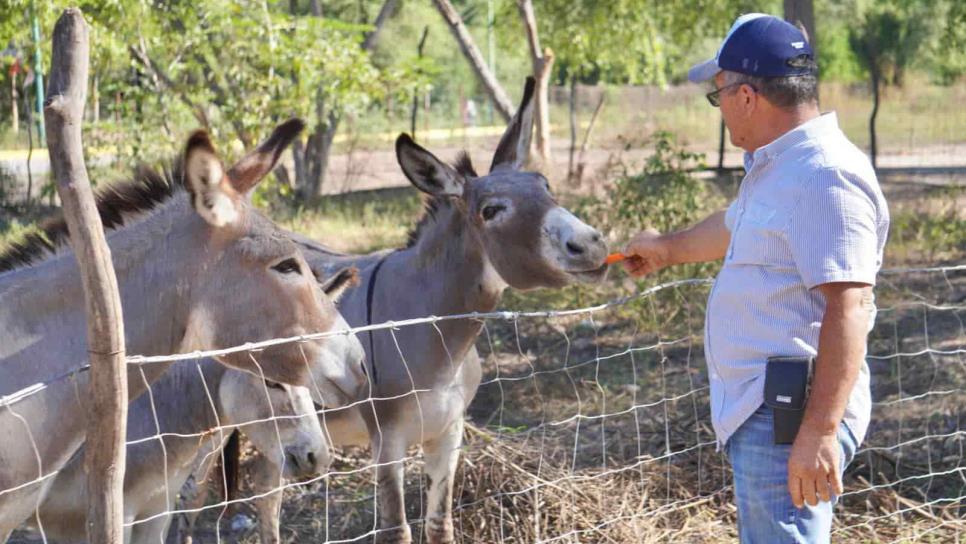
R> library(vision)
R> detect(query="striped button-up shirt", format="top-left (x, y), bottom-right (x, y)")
top-left (706, 112), bottom-right (890, 448)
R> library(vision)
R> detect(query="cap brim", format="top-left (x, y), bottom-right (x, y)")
top-left (688, 58), bottom-right (720, 83)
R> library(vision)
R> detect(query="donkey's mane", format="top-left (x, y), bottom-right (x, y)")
top-left (404, 151), bottom-right (477, 249)
top-left (0, 161), bottom-right (186, 273)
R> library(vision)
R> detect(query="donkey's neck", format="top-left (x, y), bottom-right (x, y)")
top-left (403, 201), bottom-right (505, 316)
top-left (127, 359), bottom-right (230, 443)
top-left (0, 196), bottom-right (208, 396)
top-left (372, 202), bottom-right (505, 387)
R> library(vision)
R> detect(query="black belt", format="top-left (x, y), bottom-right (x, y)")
top-left (364, 252), bottom-right (392, 385)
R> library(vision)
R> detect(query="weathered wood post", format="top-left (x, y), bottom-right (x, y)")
top-left (44, 9), bottom-right (127, 543)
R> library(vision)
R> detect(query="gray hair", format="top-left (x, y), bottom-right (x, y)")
top-left (722, 70), bottom-right (818, 109)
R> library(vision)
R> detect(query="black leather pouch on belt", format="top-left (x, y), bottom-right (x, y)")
top-left (764, 356), bottom-right (814, 445)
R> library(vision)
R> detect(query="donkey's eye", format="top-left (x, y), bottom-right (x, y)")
top-left (264, 380), bottom-right (286, 391)
top-left (482, 204), bottom-right (506, 221)
top-left (272, 258), bottom-right (302, 275)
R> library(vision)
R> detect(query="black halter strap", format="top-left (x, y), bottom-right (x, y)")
top-left (364, 252), bottom-right (392, 385)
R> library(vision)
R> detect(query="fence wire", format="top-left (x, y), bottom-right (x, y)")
top-left (3, 263), bottom-right (964, 543)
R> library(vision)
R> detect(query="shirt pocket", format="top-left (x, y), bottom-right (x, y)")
top-left (728, 200), bottom-right (795, 268)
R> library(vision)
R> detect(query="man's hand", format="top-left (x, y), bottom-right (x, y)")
top-left (620, 210), bottom-right (730, 277)
top-left (787, 427), bottom-right (843, 508)
top-left (622, 228), bottom-right (672, 277)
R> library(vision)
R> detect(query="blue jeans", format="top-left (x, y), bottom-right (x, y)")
top-left (726, 404), bottom-right (858, 544)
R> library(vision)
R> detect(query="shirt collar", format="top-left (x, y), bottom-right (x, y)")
top-left (743, 112), bottom-right (839, 170)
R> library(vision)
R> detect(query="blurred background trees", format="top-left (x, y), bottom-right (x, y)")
top-left (0, 0), bottom-right (962, 201)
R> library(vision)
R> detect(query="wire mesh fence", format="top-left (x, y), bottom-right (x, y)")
top-left (3, 264), bottom-right (964, 543)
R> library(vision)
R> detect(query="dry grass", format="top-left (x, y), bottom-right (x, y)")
top-left (171, 270), bottom-right (966, 544)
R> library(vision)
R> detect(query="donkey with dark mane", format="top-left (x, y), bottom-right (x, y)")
top-left (0, 120), bottom-right (367, 540)
top-left (236, 78), bottom-right (609, 543)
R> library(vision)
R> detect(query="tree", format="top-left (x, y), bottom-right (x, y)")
top-left (784, 0), bottom-right (816, 57)
top-left (848, 1), bottom-right (930, 168)
top-left (432, 0), bottom-right (514, 122)
top-left (516, 0), bottom-right (553, 168)
top-left (1, 0), bottom-right (400, 200)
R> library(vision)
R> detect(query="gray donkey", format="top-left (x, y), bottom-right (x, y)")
top-left (23, 269), bottom-right (360, 544)
top-left (236, 78), bottom-right (609, 544)
top-left (0, 120), bottom-right (367, 540)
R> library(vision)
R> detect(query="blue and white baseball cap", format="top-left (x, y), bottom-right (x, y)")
top-left (688, 13), bottom-right (815, 83)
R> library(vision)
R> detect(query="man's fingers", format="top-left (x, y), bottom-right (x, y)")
top-left (802, 476), bottom-right (819, 507)
top-left (830, 469), bottom-right (844, 497)
top-left (623, 256), bottom-right (651, 277)
top-left (817, 472), bottom-right (833, 503)
top-left (789, 476), bottom-right (804, 509)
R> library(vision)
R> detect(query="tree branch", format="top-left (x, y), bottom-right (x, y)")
top-left (433, 0), bottom-right (513, 122)
top-left (128, 43), bottom-right (210, 130)
top-left (362, 0), bottom-right (398, 51)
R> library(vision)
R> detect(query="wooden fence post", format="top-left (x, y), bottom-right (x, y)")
top-left (44, 9), bottom-right (128, 543)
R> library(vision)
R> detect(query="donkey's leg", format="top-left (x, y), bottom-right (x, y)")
top-left (128, 506), bottom-right (171, 544)
top-left (250, 454), bottom-right (284, 544)
top-left (422, 418), bottom-right (463, 544)
top-left (372, 430), bottom-right (412, 544)
top-left (164, 450), bottom-right (221, 544)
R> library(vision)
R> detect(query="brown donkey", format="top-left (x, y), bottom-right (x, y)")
top-left (0, 119), bottom-right (366, 540)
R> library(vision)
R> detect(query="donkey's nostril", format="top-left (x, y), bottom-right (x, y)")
top-left (591, 232), bottom-right (602, 243)
top-left (307, 451), bottom-right (317, 469)
top-left (566, 240), bottom-right (585, 255)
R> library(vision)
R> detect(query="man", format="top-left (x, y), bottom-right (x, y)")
top-left (622, 14), bottom-right (889, 543)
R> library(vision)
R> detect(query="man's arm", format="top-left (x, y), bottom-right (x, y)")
top-left (787, 281), bottom-right (872, 508)
top-left (622, 209), bottom-right (730, 276)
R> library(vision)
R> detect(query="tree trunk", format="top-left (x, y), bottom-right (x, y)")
top-left (516, 0), bottom-right (554, 169)
top-left (575, 90), bottom-right (604, 187)
top-left (869, 68), bottom-right (879, 170)
top-left (309, 0), bottom-right (322, 17)
top-left (9, 72), bottom-right (17, 134)
top-left (411, 26), bottom-right (430, 139)
top-left (783, 0), bottom-right (816, 55)
top-left (362, 0), bottom-right (397, 51)
top-left (45, 9), bottom-right (128, 544)
top-left (432, 0), bottom-right (513, 122)
top-left (784, 0), bottom-right (818, 99)
top-left (567, 75), bottom-right (576, 181)
top-left (295, 0), bottom-right (396, 199)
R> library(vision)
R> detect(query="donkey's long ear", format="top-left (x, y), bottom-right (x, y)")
top-left (489, 77), bottom-right (536, 173)
top-left (395, 133), bottom-right (464, 197)
top-left (318, 266), bottom-right (360, 303)
top-left (184, 130), bottom-right (240, 227)
top-left (226, 118), bottom-right (305, 195)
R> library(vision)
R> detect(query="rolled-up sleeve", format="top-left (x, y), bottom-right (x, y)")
top-left (788, 168), bottom-right (880, 289)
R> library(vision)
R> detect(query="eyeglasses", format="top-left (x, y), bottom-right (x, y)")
top-left (705, 82), bottom-right (755, 107)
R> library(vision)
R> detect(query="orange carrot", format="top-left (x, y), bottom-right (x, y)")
top-left (605, 253), bottom-right (626, 265)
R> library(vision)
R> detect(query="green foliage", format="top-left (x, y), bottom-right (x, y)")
top-left (523, 0), bottom-right (778, 85)
top-left (847, 0), bottom-right (963, 86)
top-left (888, 197), bottom-right (966, 264)
top-left (1, 0), bottom-right (396, 168)
top-left (607, 131), bottom-right (710, 236)
top-left (814, 0), bottom-right (866, 83)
